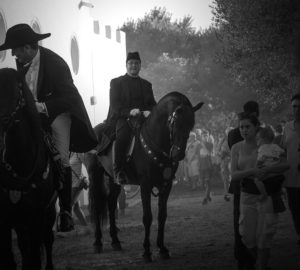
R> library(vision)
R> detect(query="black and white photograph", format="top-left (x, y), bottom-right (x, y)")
top-left (0, 0), bottom-right (299, 269)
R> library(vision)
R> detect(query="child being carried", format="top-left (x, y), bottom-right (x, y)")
top-left (255, 127), bottom-right (286, 213)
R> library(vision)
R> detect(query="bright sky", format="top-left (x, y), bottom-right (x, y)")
top-left (91, 0), bottom-right (214, 30)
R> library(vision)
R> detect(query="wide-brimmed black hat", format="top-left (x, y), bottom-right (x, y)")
top-left (0, 23), bottom-right (51, 51)
top-left (126, 51), bottom-right (141, 62)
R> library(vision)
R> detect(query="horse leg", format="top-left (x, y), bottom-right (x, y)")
top-left (85, 153), bottom-right (107, 253)
top-left (141, 184), bottom-right (153, 262)
top-left (0, 225), bottom-right (16, 270)
top-left (108, 182), bottom-right (122, 251)
top-left (157, 182), bottom-right (172, 259)
top-left (29, 218), bottom-right (43, 270)
top-left (93, 215), bottom-right (104, 253)
top-left (44, 204), bottom-right (56, 270)
top-left (15, 226), bottom-right (32, 270)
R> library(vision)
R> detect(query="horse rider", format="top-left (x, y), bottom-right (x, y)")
top-left (0, 24), bottom-right (98, 232)
top-left (106, 52), bottom-right (156, 185)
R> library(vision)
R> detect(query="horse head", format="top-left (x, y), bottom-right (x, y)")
top-left (147, 92), bottom-right (203, 163)
top-left (167, 98), bottom-right (204, 161)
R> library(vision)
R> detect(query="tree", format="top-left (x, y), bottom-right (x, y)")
top-left (212, 0), bottom-right (300, 113)
top-left (121, 7), bottom-right (258, 131)
top-left (121, 7), bottom-right (202, 66)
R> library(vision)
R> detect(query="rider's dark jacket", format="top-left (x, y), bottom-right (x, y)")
top-left (17, 46), bottom-right (97, 153)
top-left (106, 73), bottom-right (156, 131)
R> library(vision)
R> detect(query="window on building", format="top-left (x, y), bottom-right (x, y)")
top-left (70, 36), bottom-right (80, 75)
top-left (0, 11), bottom-right (7, 62)
top-left (105, 25), bottom-right (111, 39)
top-left (94, 20), bottom-right (100, 34)
top-left (116, 30), bottom-right (121, 43)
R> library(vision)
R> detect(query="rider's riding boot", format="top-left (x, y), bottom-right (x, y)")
top-left (58, 166), bottom-right (74, 232)
top-left (113, 120), bottom-right (131, 185)
top-left (113, 144), bottom-right (128, 185)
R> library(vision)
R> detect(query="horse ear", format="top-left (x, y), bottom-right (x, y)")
top-left (175, 105), bottom-right (184, 114)
top-left (192, 102), bottom-right (204, 112)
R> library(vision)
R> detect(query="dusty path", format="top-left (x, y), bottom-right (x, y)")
top-left (47, 186), bottom-right (300, 270)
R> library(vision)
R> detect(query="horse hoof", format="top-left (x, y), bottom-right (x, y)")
top-left (159, 247), bottom-right (171, 260)
top-left (159, 250), bottom-right (171, 260)
top-left (94, 244), bottom-right (103, 253)
top-left (143, 252), bottom-right (152, 263)
top-left (45, 265), bottom-right (54, 270)
top-left (112, 242), bottom-right (122, 251)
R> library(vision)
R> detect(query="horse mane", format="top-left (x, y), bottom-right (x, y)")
top-left (159, 91), bottom-right (193, 107)
top-left (1, 68), bottom-right (43, 142)
top-left (152, 91), bottom-right (195, 127)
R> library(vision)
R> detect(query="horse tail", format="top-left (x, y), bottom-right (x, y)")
top-left (87, 154), bottom-right (108, 226)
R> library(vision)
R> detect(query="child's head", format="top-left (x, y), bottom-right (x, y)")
top-left (256, 126), bottom-right (275, 146)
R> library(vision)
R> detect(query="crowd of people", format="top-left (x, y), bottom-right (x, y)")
top-left (180, 98), bottom-right (300, 270)
top-left (179, 126), bottom-right (232, 203)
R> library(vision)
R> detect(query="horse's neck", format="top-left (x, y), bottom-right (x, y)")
top-left (6, 119), bottom-right (42, 172)
top-left (144, 112), bottom-right (170, 151)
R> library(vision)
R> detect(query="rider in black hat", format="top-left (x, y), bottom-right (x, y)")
top-left (0, 23), bottom-right (98, 232)
top-left (106, 51), bottom-right (156, 184)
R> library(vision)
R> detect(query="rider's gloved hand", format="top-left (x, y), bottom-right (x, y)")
top-left (35, 102), bottom-right (48, 115)
top-left (143, 111), bottom-right (151, 118)
top-left (129, 108), bottom-right (141, 116)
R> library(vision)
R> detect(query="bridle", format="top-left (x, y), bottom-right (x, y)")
top-left (140, 104), bottom-right (188, 167)
top-left (0, 84), bottom-right (41, 183)
top-left (167, 105), bottom-right (184, 158)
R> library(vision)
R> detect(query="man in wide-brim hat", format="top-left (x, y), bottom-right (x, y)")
top-left (0, 23), bottom-right (51, 51)
top-left (0, 23), bottom-right (98, 232)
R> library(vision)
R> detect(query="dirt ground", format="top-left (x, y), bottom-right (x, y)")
top-left (16, 184), bottom-right (300, 270)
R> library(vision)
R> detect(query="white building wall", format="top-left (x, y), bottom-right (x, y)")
top-left (0, 0), bottom-right (126, 126)
top-left (0, 0), bottom-right (126, 205)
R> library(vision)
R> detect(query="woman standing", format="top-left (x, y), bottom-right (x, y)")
top-left (199, 130), bottom-right (214, 204)
top-left (230, 113), bottom-right (289, 270)
top-left (185, 132), bottom-right (200, 190)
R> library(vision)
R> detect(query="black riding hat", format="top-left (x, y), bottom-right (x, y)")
top-left (126, 51), bottom-right (141, 62)
top-left (0, 23), bottom-right (51, 51)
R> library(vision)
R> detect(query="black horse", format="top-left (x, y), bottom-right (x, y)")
top-left (85, 91), bottom-right (203, 262)
top-left (0, 68), bottom-right (56, 270)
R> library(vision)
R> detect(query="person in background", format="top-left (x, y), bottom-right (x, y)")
top-left (273, 124), bottom-right (283, 146)
top-left (0, 24), bottom-right (98, 232)
top-left (199, 129), bottom-right (214, 204)
top-left (281, 93), bottom-right (300, 246)
top-left (227, 101), bottom-right (260, 270)
top-left (70, 152), bottom-right (89, 228)
top-left (106, 52), bottom-right (156, 185)
top-left (218, 127), bottom-right (233, 202)
top-left (185, 132), bottom-right (200, 190)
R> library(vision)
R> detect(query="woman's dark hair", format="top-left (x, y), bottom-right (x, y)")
top-left (238, 112), bottom-right (260, 127)
top-left (243, 100), bottom-right (259, 117)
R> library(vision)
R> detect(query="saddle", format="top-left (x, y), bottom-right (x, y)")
top-left (96, 116), bottom-right (143, 158)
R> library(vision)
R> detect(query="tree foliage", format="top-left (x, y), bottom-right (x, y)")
top-left (120, 7), bottom-right (259, 132)
top-left (212, 0), bottom-right (300, 112)
top-left (121, 7), bottom-right (202, 66)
